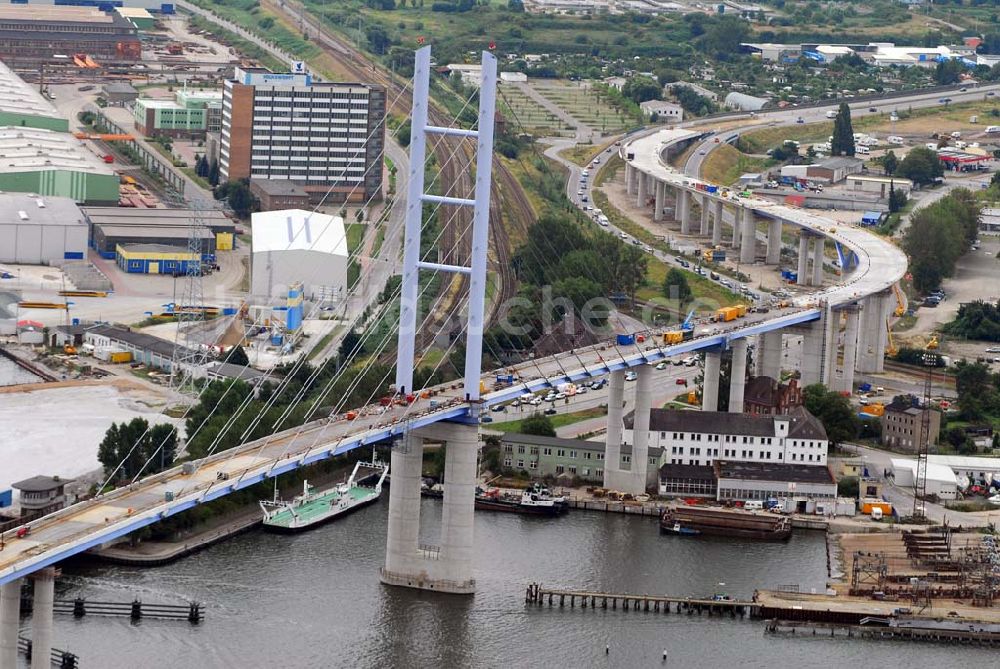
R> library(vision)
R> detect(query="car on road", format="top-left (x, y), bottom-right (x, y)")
top-left (554, 392), bottom-right (567, 401)
top-left (543, 407), bottom-right (558, 416)
top-left (868, 107), bottom-right (877, 112)
top-left (675, 378), bottom-right (687, 385)
top-left (625, 371), bottom-right (637, 381)
top-left (655, 362), bottom-right (667, 370)
top-left (989, 92), bottom-right (997, 97)
top-left (796, 117), bottom-right (804, 124)
top-left (683, 356), bottom-right (699, 367)
top-left (986, 347), bottom-right (1000, 353)
top-left (619, 232), bottom-right (628, 240)
top-left (492, 404), bottom-right (506, 412)
top-left (481, 415), bottom-right (493, 423)
top-left (577, 190), bottom-right (584, 197)
top-left (698, 149), bottom-right (707, 155)
top-left (529, 397), bottom-right (542, 406)
top-left (960, 87), bottom-right (968, 92)
top-left (720, 279), bottom-right (732, 288)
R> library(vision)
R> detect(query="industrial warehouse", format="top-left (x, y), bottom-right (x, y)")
top-left (84, 207), bottom-right (238, 263)
top-left (250, 209), bottom-right (348, 301)
top-left (0, 5), bottom-right (141, 64)
top-left (0, 194), bottom-right (87, 264)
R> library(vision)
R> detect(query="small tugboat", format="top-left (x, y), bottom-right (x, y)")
top-left (474, 487), bottom-right (567, 516)
top-left (660, 520), bottom-right (701, 537)
top-left (259, 454), bottom-right (389, 531)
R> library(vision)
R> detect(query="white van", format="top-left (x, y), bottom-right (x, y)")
top-left (887, 135), bottom-right (905, 145)
top-left (825, 110), bottom-right (837, 119)
top-left (856, 145), bottom-right (870, 155)
top-left (987, 126), bottom-right (1000, 134)
top-left (744, 500), bottom-right (764, 511)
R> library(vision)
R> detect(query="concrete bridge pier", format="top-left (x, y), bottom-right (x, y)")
top-left (30, 568), bottom-right (55, 669)
top-left (811, 237), bottom-right (825, 286)
top-left (756, 331), bottom-right (783, 379)
top-left (679, 189), bottom-right (691, 234)
top-left (766, 219), bottom-right (782, 265)
top-left (730, 207), bottom-right (741, 250)
top-left (606, 366), bottom-right (651, 494)
top-left (712, 200), bottom-right (724, 245)
top-left (626, 163), bottom-right (637, 196)
top-left (381, 423), bottom-right (477, 594)
top-left (637, 171), bottom-right (649, 208)
top-left (797, 233), bottom-right (810, 286)
top-left (728, 338), bottom-right (748, 413)
top-left (838, 306), bottom-right (861, 394)
top-left (602, 370), bottom-right (626, 490)
top-left (798, 307), bottom-right (835, 387)
top-left (856, 296), bottom-right (879, 374)
top-left (702, 349), bottom-right (721, 411)
top-left (0, 578), bottom-right (20, 669)
top-left (700, 195), bottom-right (710, 235)
top-left (739, 208), bottom-right (755, 264)
top-left (654, 180), bottom-right (665, 222)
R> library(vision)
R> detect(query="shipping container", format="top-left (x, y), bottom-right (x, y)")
top-left (109, 351), bottom-right (133, 364)
top-left (616, 334), bottom-right (635, 346)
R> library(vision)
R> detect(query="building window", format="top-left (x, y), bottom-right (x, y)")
top-left (503, 457), bottom-right (512, 467)
top-left (529, 461), bottom-right (538, 470)
top-left (584, 452), bottom-right (592, 460)
top-left (569, 450), bottom-right (577, 459)
top-left (622, 455), bottom-right (631, 464)
top-left (557, 449), bottom-right (565, 457)
top-left (555, 465), bottom-right (565, 474)
top-left (517, 445), bottom-right (525, 454)
top-left (568, 466), bottom-right (577, 474)
top-left (543, 448), bottom-right (552, 456)
top-left (582, 468), bottom-right (590, 477)
top-left (596, 469), bottom-right (603, 477)
top-left (503, 445), bottom-right (513, 453)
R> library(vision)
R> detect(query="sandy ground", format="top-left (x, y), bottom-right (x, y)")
top-left (0, 378), bottom-right (182, 492)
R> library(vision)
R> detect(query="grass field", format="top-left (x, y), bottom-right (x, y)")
top-left (488, 406), bottom-right (607, 433)
top-left (739, 122), bottom-right (835, 154)
top-left (700, 144), bottom-right (777, 186)
top-left (498, 83), bottom-right (571, 136)
top-left (532, 81), bottom-right (635, 134)
top-left (560, 138), bottom-right (619, 167)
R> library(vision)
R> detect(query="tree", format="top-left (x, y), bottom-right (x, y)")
top-left (803, 383), bottom-right (860, 446)
top-left (98, 417), bottom-right (178, 484)
top-left (208, 158), bottom-right (220, 186)
top-left (520, 413), bottom-right (556, 437)
top-left (225, 345), bottom-right (250, 367)
top-left (882, 150), bottom-right (898, 176)
top-left (226, 180), bottom-right (253, 218)
top-left (621, 76), bottom-right (662, 104)
top-left (837, 476), bottom-right (859, 498)
top-left (661, 267), bottom-right (692, 305)
top-left (830, 102), bottom-right (855, 157)
top-left (888, 182), bottom-right (907, 214)
top-left (896, 146), bottom-right (943, 186)
top-left (934, 58), bottom-right (965, 85)
top-left (507, 0), bottom-right (524, 11)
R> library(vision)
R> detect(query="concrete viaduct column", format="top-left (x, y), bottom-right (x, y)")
top-left (603, 369), bottom-right (626, 490)
top-left (840, 307), bottom-right (861, 394)
top-left (799, 308), bottom-right (835, 388)
top-left (766, 218), bottom-right (783, 265)
top-left (856, 296), bottom-right (879, 374)
top-left (757, 331), bottom-right (783, 379)
top-left (653, 181), bottom-right (665, 222)
top-left (797, 233), bottom-right (810, 286)
top-left (637, 170), bottom-right (648, 208)
top-left (739, 208), bottom-right (755, 264)
top-left (730, 208), bottom-right (741, 250)
top-left (702, 350), bottom-right (721, 411)
top-left (30, 568), bottom-right (55, 669)
top-left (382, 431), bottom-right (425, 586)
top-left (0, 578), bottom-right (20, 669)
top-left (679, 190), bottom-right (692, 234)
top-left (712, 201), bottom-right (724, 245)
top-left (626, 164), bottom-right (636, 196)
top-left (700, 195), bottom-right (710, 235)
top-left (872, 294), bottom-right (889, 373)
top-left (728, 338), bottom-right (748, 414)
top-left (812, 236), bottom-right (825, 287)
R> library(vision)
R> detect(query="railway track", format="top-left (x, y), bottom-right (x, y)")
top-left (261, 0), bottom-right (531, 354)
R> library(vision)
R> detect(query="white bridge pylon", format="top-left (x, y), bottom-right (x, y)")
top-left (395, 45), bottom-right (497, 402)
top-left (382, 46), bottom-right (497, 595)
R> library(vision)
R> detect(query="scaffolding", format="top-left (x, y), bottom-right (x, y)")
top-left (851, 551), bottom-right (888, 595)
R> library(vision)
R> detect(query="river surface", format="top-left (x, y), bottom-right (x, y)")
top-left (0, 355), bottom-right (40, 387)
top-left (30, 499), bottom-right (998, 668)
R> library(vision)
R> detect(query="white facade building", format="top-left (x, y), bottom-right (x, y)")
top-left (250, 209), bottom-right (348, 301)
top-left (624, 406), bottom-right (828, 468)
top-left (890, 458), bottom-right (959, 500)
top-left (640, 99), bottom-right (683, 122)
top-left (0, 194), bottom-right (87, 264)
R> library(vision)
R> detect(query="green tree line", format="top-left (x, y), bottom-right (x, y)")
top-left (901, 189), bottom-right (980, 292)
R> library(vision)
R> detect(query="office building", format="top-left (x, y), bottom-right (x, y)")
top-left (133, 89), bottom-right (223, 138)
top-left (881, 403), bottom-right (941, 452)
top-left (220, 67), bottom-right (385, 204)
top-left (499, 433), bottom-right (663, 489)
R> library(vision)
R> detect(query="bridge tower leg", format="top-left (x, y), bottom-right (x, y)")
top-left (602, 369), bottom-right (625, 490)
top-left (839, 306), bottom-right (861, 394)
top-left (30, 568), bottom-right (55, 669)
top-left (383, 45), bottom-right (496, 595)
top-left (382, 432), bottom-right (425, 584)
top-left (0, 578), bottom-right (20, 669)
top-left (812, 237), bottom-right (825, 286)
top-left (605, 366), bottom-right (650, 495)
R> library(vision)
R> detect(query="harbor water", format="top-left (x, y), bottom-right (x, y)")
top-left (0, 354), bottom-right (40, 387)
top-left (36, 498), bottom-right (999, 668)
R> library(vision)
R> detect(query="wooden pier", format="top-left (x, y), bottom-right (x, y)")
top-left (22, 596), bottom-right (204, 623)
top-left (766, 620), bottom-right (1000, 646)
top-left (524, 583), bottom-right (758, 617)
top-left (17, 635), bottom-right (77, 668)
